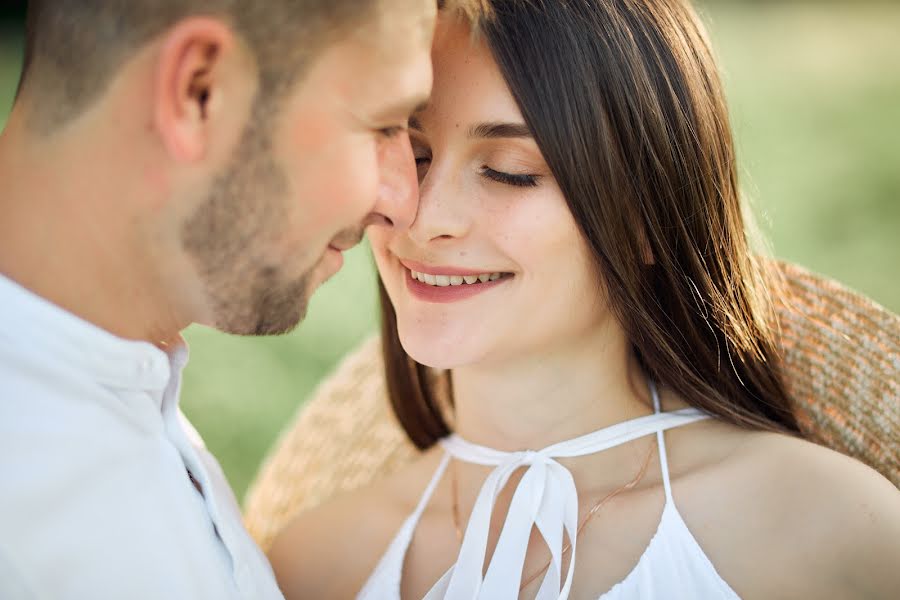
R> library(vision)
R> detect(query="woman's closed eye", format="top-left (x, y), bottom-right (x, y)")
top-left (411, 155), bottom-right (542, 189)
top-left (480, 166), bottom-right (540, 188)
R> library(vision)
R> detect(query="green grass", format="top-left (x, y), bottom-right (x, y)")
top-left (0, 26), bottom-right (21, 130)
top-left (702, 2), bottom-right (900, 312)
top-left (180, 244), bottom-right (381, 499)
top-left (2, 3), bottom-right (898, 501)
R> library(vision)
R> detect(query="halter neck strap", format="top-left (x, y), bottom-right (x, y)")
top-left (428, 389), bottom-right (710, 600)
top-left (441, 407), bottom-right (706, 464)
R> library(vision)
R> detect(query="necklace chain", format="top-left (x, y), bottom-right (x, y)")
top-left (449, 441), bottom-right (655, 592)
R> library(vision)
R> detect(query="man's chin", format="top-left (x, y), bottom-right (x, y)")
top-left (209, 277), bottom-right (312, 337)
top-left (210, 310), bottom-right (304, 337)
top-left (252, 295), bottom-right (310, 336)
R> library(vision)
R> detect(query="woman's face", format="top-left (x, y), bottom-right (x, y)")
top-left (369, 18), bottom-right (611, 369)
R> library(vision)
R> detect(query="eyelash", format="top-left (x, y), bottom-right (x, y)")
top-left (480, 167), bottom-right (540, 188)
top-left (413, 158), bottom-right (541, 189)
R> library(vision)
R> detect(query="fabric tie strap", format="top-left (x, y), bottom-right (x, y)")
top-left (428, 404), bottom-right (710, 600)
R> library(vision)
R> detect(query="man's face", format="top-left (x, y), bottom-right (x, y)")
top-left (183, 1), bottom-right (434, 335)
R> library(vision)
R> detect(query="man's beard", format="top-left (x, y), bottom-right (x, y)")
top-left (231, 264), bottom-right (313, 336)
top-left (181, 115), bottom-right (312, 336)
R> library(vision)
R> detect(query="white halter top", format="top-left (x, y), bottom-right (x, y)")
top-left (357, 382), bottom-right (741, 599)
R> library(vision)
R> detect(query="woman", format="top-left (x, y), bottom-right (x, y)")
top-left (270, 0), bottom-right (900, 597)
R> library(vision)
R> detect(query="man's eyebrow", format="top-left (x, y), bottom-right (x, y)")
top-left (468, 121), bottom-right (533, 139)
top-left (374, 98), bottom-right (430, 123)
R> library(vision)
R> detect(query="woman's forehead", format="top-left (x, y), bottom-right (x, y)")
top-left (422, 19), bottom-right (522, 126)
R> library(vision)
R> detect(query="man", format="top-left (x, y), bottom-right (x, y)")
top-left (0, 0), bottom-right (434, 597)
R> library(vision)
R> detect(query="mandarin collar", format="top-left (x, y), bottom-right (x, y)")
top-left (0, 273), bottom-right (182, 392)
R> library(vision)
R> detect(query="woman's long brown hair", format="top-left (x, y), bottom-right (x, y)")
top-left (382, 0), bottom-right (800, 450)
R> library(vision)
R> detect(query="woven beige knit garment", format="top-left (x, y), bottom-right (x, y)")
top-left (243, 261), bottom-right (899, 551)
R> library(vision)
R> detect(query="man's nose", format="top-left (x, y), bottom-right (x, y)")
top-left (364, 132), bottom-right (418, 230)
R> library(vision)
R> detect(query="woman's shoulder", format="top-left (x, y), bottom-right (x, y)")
top-left (267, 446), bottom-right (445, 599)
top-left (671, 420), bottom-right (900, 598)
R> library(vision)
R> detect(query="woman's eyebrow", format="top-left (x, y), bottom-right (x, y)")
top-left (468, 121), bottom-right (533, 139)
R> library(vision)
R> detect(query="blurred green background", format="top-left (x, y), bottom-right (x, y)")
top-left (1, 1), bottom-right (898, 502)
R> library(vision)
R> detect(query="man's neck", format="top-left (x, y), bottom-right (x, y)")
top-left (0, 119), bottom-right (187, 346)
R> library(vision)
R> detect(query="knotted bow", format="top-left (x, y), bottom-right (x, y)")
top-left (425, 407), bottom-right (709, 600)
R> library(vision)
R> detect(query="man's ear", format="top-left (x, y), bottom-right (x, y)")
top-left (153, 18), bottom-right (240, 163)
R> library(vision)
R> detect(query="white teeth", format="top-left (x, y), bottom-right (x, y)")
top-left (410, 268), bottom-right (506, 287)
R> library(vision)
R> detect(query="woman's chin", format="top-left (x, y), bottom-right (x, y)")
top-left (398, 328), bottom-right (483, 371)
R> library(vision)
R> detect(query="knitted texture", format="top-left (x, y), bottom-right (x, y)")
top-left (778, 262), bottom-right (899, 484)
top-left (243, 262), bottom-right (900, 551)
top-left (243, 337), bottom-right (418, 551)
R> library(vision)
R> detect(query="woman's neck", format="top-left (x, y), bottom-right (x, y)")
top-left (450, 324), bottom-right (656, 453)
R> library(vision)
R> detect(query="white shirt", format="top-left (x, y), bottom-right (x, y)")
top-left (0, 274), bottom-right (285, 600)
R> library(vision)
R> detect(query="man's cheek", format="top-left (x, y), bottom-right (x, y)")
top-left (285, 187), bottom-right (351, 246)
top-left (320, 167), bottom-right (378, 227)
top-left (289, 110), bottom-right (335, 155)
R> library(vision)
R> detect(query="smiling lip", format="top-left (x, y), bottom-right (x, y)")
top-left (399, 259), bottom-right (513, 304)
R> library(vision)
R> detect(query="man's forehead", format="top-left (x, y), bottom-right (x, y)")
top-left (365, 54), bottom-right (432, 120)
top-left (289, 0), bottom-right (434, 115)
top-left (313, 26), bottom-right (431, 120)
top-left (364, 0), bottom-right (436, 55)
top-left (345, 1), bottom-right (435, 86)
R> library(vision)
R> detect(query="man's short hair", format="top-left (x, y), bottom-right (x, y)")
top-left (18, 0), bottom-right (382, 132)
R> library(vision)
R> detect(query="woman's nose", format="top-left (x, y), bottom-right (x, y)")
top-left (406, 161), bottom-right (472, 246)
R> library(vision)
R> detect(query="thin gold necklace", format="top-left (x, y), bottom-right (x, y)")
top-left (450, 442), bottom-right (655, 592)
